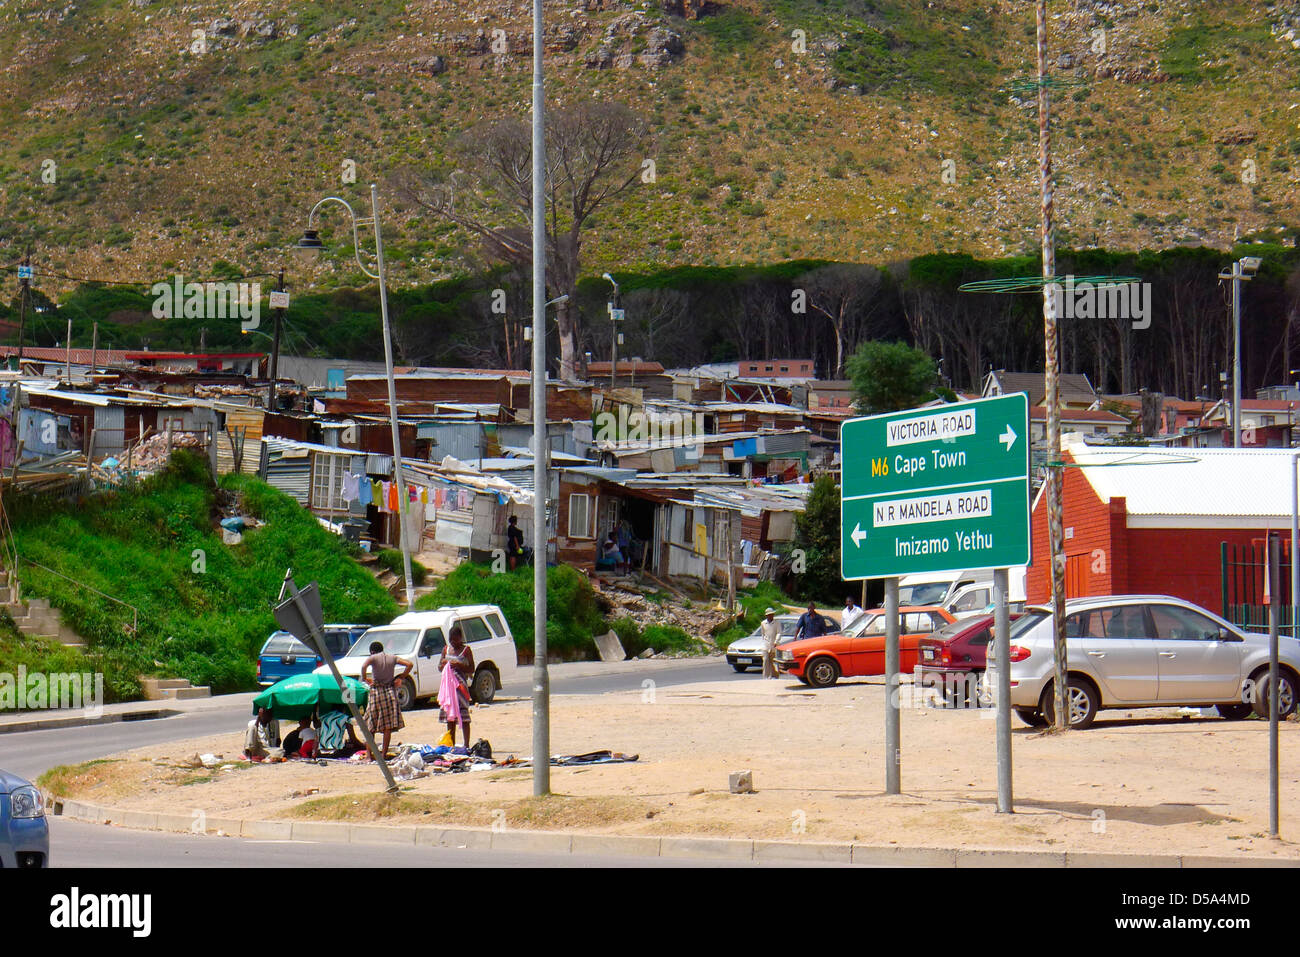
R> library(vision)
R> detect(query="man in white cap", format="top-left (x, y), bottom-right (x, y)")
top-left (760, 607), bottom-right (782, 679)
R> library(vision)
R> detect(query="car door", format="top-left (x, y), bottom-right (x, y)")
top-left (1069, 605), bottom-right (1160, 704)
top-left (414, 627), bottom-right (446, 696)
top-left (1148, 604), bottom-right (1243, 702)
top-left (848, 614), bottom-right (888, 674)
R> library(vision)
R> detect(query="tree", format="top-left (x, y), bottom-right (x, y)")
top-left (789, 474), bottom-right (844, 604)
top-left (800, 263), bottom-right (887, 378)
top-left (846, 340), bottom-right (938, 414)
top-left (394, 101), bottom-right (650, 380)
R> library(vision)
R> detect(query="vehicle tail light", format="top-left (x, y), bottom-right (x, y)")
top-left (1008, 645), bottom-right (1031, 662)
top-left (940, 649), bottom-right (952, 665)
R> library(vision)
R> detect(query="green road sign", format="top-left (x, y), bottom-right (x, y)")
top-left (840, 393), bottom-right (1031, 580)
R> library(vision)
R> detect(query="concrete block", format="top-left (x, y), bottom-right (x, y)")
top-left (852, 845), bottom-right (958, 867)
top-left (290, 821), bottom-right (352, 844)
top-left (1066, 851), bottom-right (1179, 868)
top-left (490, 829), bottom-right (572, 854)
top-left (956, 848), bottom-right (1066, 868)
top-left (113, 808), bottom-right (160, 830)
top-left (240, 819), bottom-right (294, 840)
top-left (1181, 854), bottom-right (1300, 868)
top-left (753, 840), bottom-right (853, 864)
top-left (415, 827), bottom-right (493, 850)
top-left (660, 836), bottom-right (754, 860)
top-left (728, 770), bottom-right (754, 794)
top-left (154, 812), bottom-right (197, 833)
top-left (349, 824), bottom-right (417, 846)
top-left (200, 817), bottom-right (244, 837)
top-left (570, 833), bottom-right (663, 859)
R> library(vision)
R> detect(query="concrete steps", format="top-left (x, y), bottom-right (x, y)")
top-left (3, 587), bottom-right (87, 650)
top-left (139, 677), bottom-right (211, 701)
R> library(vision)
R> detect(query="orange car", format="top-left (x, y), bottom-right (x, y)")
top-left (774, 605), bottom-right (957, 687)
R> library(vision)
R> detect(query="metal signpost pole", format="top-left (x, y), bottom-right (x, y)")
top-left (1292, 453), bottom-right (1298, 641)
top-left (1269, 532), bottom-right (1280, 837)
top-left (884, 576), bottom-right (900, 795)
top-left (1232, 260), bottom-right (1242, 448)
top-left (993, 566), bottom-right (1012, 812)
top-left (530, 0), bottom-right (551, 797)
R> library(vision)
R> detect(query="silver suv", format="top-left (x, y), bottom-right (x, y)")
top-left (999, 595), bottom-right (1300, 728)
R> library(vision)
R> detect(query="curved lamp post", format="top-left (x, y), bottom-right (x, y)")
top-left (295, 184), bottom-right (415, 611)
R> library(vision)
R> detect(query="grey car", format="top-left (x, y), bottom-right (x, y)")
top-left (999, 595), bottom-right (1300, 729)
top-left (725, 614), bottom-right (837, 672)
top-left (0, 768), bottom-right (49, 868)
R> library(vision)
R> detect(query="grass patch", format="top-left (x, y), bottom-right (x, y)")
top-left (285, 791), bottom-right (650, 829)
top-left (9, 450), bottom-right (398, 696)
top-left (37, 759), bottom-right (123, 797)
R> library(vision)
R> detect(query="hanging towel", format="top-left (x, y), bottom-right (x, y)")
top-left (358, 478), bottom-right (374, 506)
top-left (387, 481), bottom-right (399, 512)
top-left (370, 480), bottom-right (383, 508)
top-left (459, 488), bottom-right (473, 510)
top-left (379, 481), bottom-right (392, 512)
top-left (435, 487), bottom-right (446, 508)
top-left (419, 486), bottom-right (428, 504)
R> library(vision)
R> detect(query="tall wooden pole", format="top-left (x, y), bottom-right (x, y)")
top-left (1037, 0), bottom-right (1069, 730)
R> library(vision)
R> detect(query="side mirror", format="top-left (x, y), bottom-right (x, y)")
top-left (1219, 627), bottom-right (1241, 643)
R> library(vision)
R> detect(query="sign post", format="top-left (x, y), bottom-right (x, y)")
top-left (274, 570), bottom-right (399, 794)
top-left (840, 394), bottom-right (1030, 805)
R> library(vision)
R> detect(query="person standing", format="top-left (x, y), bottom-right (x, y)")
top-left (842, 595), bottom-right (866, 631)
top-left (439, 625), bottom-right (476, 747)
top-left (795, 601), bottom-right (826, 639)
top-left (760, 607), bottom-right (783, 679)
top-left (361, 640), bottom-right (413, 761)
top-left (506, 515), bottom-right (525, 570)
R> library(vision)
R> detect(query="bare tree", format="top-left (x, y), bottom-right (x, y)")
top-left (394, 101), bottom-right (650, 380)
top-left (622, 286), bottom-right (691, 364)
top-left (800, 263), bottom-right (887, 377)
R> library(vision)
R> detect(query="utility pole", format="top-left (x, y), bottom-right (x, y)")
top-left (90, 322), bottom-right (98, 374)
top-left (1036, 0), bottom-right (1070, 731)
top-left (604, 273), bottom-right (621, 392)
top-left (199, 326), bottom-right (206, 353)
top-left (531, 0), bottom-right (551, 797)
top-left (64, 315), bottom-right (72, 383)
top-left (269, 269), bottom-right (285, 411)
top-left (15, 248), bottom-right (31, 363)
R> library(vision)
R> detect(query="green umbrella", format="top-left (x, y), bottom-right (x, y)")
top-left (252, 673), bottom-right (369, 721)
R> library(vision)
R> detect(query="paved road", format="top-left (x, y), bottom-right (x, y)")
top-left (12, 657), bottom-right (807, 868)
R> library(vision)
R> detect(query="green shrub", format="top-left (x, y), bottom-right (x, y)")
top-left (416, 562), bottom-right (607, 654)
top-left (375, 548), bottom-right (428, 586)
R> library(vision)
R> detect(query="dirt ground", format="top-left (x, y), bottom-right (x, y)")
top-left (49, 673), bottom-right (1300, 859)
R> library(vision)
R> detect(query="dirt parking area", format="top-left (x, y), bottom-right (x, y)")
top-left (48, 673), bottom-right (1300, 859)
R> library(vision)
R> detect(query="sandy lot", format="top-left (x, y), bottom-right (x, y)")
top-left (48, 674), bottom-right (1300, 859)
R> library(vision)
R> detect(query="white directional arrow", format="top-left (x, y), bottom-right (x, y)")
top-left (999, 424), bottom-right (1017, 451)
top-left (851, 523), bottom-right (867, 548)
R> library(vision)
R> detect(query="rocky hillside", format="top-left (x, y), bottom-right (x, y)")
top-left (0, 0), bottom-right (1295, 294)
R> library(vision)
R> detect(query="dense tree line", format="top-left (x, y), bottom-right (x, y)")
top-left (5, 244), bottom-right (1298, 399)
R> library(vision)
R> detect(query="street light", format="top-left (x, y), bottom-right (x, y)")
top-left (603, 272), bottom-right (620, 390)
top-left (522, 295), bottom-right (568, 343)
top-left (1218, 254), bottom-right (1262, 448)
top-left (295, 185), bottom-right (415, 612)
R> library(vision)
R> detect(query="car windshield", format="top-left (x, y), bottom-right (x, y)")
top-left (263, 633), bottom-right (312, 656)
top-left (346, 629), bottom-right (421, 658)
top-left (929, 617), bottom-right (985, 642)
top-left (847, 613), bottom-right (884, 637)
top-left (1008, 610), bottom-right (1049, 641)
top-left (899, 582), bottom-right (949, 605)
top-left (746, 617), bottom-right (798, 638)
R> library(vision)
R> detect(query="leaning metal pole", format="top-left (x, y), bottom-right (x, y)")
top-left (531, 0), bottom-right (551, 796)
top-left (1037, 0), bottom-right (1069, 731)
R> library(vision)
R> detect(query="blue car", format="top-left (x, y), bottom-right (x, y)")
top-left (1, 768), bottom-right (48, 868)
top-left (257, 625), bottom-right (371, 687)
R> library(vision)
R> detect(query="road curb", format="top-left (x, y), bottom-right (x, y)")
top-left (50, 799), bottom-right (1300, 867)
top-left (0, 708), bottom-right (180, 734)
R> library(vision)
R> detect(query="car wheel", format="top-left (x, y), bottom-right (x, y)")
top-left (732, 663), bottom-right (749, 673)
top-left (805, 657), bottom-right (840, 688)
top-left (471, 667), bottom-right (498, 704)
top-left (1216, 702), bottom-right (1254, 720)
top-left (395, 677), bottom-right (417, 712)
top-left (1015, 707), bottom-right (1047, 727)
top-left (1251, 669), bottom-right (1298, 719)
top-left (1040, 678), bottom-right (1099, 729)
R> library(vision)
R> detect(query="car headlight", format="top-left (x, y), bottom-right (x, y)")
top-left (777, 649), bottom-right (793, 661)
top-left (10, 786), bottom-right (45, 819)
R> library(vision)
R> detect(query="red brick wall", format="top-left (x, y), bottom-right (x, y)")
top-left (1028, 452), bottom-right (1269, 614)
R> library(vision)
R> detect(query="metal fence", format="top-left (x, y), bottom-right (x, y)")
top-left (1221, 540), bottom-right (1297, 638)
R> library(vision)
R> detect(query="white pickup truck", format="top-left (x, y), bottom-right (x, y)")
top-left (320, 604), bottom-right (519, 710)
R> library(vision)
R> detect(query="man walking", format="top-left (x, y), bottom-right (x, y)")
top-left (795, 601), bottom-right (826, 639)
top-left (760, 607), bottom-right (782, 679)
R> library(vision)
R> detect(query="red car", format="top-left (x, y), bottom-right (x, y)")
top-left (916, 613), bottom-right (1018, 707)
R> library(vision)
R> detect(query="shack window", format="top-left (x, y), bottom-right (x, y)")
top-left (568, 493), bottom-right (592, 539)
